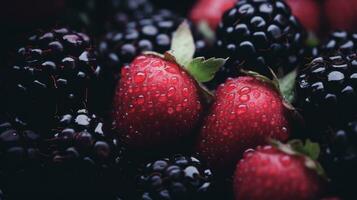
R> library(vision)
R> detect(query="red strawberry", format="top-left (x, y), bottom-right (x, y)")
top-left (234, 142), bottom-right (325, 200)
top-left (196, 76), bottom-right (290, 173)
top-left (113, 54), bottom-right (203, 148)
top-left (113, 22), bottom-right (226, 150)
top-left (189, 0), bottom-right (236, 30)
top-left (324, 0), bottom-right (357, 32)
top-left (285, 0), bottom-right (321, 33)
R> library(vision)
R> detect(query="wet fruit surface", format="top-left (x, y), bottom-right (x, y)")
top-left (113, 55), bottom-right (203, 149)
top-left (197, 76), bottom-right (290, 173)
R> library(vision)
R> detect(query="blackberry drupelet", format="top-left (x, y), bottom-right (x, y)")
top-left (321, 119), bottom-right (357, 200)
top-left (215, 0), bottom-right (307, 80)
top-left (296, 52), bottom-right (357, 135)
top-left (0, 117), bottom-right (44, 199)
top-left (320, 31), bottom-right (357, 55)
top-left (43, 109), bottom-right (124, 199)
top-left (98, 9), bottom-right (209, 102)
top-left (4, 27), bottom-right (103, 128)
top-left (136, 155), bottom-right (213, 200)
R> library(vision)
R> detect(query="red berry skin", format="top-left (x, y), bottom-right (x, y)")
top-left (189, 0), bottom-right (236, 30)
top-left (113, 55), bottom-right (203, 149)
top-left (324, 0), bottom-right (357, 32)
top-left (196, 76), bottom-right (290, 174)
top-left (234, 146), bottom-right (324, 200)
top-left (285, 0), bottom-right (321, 33)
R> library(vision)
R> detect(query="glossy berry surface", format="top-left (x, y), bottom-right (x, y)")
top-left (113, 55), bottom-right (203, 149)
top-left (296, 53), bottom-right (357, 131)
top-left (4, 27), bottom-right (102, 127)
top-left (197, 76), bottom-right (290, 173)
top-left (136, 155), bottom-right (212, 200)
top-left (234, 146), bottom-right (323, 200)
top-left (320, 31), bottom-right (357, 55)
top-left (43, 109), bottom-right (124, 199)
top-left (99, 9), bottom-right (208, 79)
top-left (215, 0), bottom-right (306, 79)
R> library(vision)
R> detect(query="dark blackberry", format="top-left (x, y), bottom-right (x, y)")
top-left (43, 109), bottom-right (124, 199)
top-left (296, 52), bottom-right (357, 134)
top-left (98, 9), bottom-right (209, 102)
top-left (0, 117), bottom-right (44, 199)
top-left (102, 0), bottom-right (155, 30)
top-left (321, 119), bottom-right (357, 200)
top-left (215, 0), bottom-right (307, 79)
top-left (4, 27), bottom-right (103, 128)
top-left (64, 0), bottom-right (154, 34)
top-left (321, 30), bottom-right (357, 55)
top-left (136, 155), bottom-right (213, 200)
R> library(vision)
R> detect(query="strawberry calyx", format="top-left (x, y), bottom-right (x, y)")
top-left (144, 20), bottom-right (227, 102)
top-left (270, 139), bottom-right (327, 179)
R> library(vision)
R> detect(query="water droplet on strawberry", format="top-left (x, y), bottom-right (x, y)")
top-left (236, 104), bottom-right (248, 114)
top-left (239, 86), bottom-right (251, 94)
top-left (280, 155), bottom-right (291, 166)
top-left (182, 88), bottom-right (189, 97)
top-left (137, 95), bottom-right (145, 105)
top-left (227, 83), bottom-right (236, 92)
top-left (134, 72), bottom-right (146, 83)
top-left (168, 86), bottom-right (176, 97)
top-left (281, 127), bottom-right (288, 133)
top-left (240, 94), bottom-right (250, 102)
top-left (171, 76), bottom-right (179, 84)
top-left (253, 90), bottom-right (261, 98)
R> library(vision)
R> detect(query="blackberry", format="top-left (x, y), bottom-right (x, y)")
top-left (321, 119), bottom-right (357, 200)
top-left (0, 117), bottom-right (44, 199)
top-left (321, 30), bottom-right (357, 55)
top-left (296, 52), bottom-right (357, 134)
top-left (136, 155), bottom-right (213, 200)
top-left (43, 109), bottom-right (124, 199)
top-left (215, 0), bottom-right (307, 80)
top-left (98, 9), bottom-right (209, 102)
top-left (64, 0), bottom-right (154, 34)
top-left (4, 27), bottom-right (103, 128)
top-left (102, 0), bottom-right (155, 30)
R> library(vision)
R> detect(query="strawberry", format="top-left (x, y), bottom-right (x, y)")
top-left (113, 54), bottom-right (202, 149)
top-left (234, 141), bottom-right (325, 200)
top-left (196, 75), bottom-right (291, 173)
top-left (113, 22), bottom-right (226, 150)
top-left (285, 0), bottom-right (321, 33)
top-left (189, 0), bottom-right (236, 30)
top-left (324, 0), bottom-right (357, 32)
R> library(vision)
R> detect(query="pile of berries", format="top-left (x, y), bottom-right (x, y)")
top-left (0, 0), bottom-right (356, 200)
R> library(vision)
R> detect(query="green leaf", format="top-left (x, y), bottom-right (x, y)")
top-left (170, 21), bottom-right (196, 67)
top-left (303, 140), bottom-right (320, 160)
top-left (279, 69), bottom-right (298, 103)
top-left (198, 21), bottom-right (215, 44)
top-left (186, 57), bottom-right (227, 83)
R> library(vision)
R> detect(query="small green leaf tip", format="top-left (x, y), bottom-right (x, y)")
top-left (170, 20), bottom-right (195, 67)
top-left (198, 21), bottom-right (215, 43)
top-left (186, 57), bottom-right (227, 83)
top-left (279, 69), bottom-right (298, 103)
